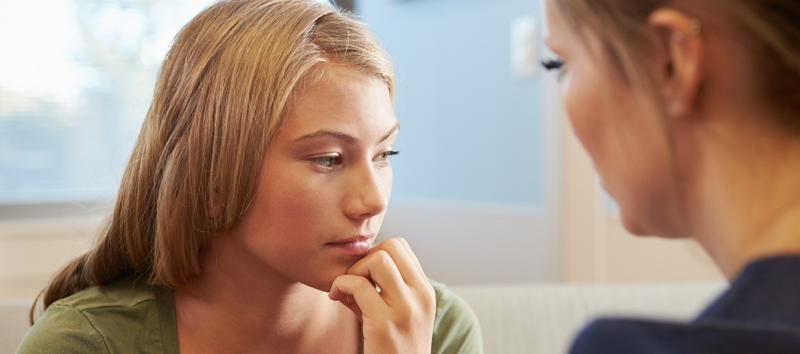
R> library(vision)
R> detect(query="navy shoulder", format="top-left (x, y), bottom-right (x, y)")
top-left (570, 317), bottom-right (800, 354)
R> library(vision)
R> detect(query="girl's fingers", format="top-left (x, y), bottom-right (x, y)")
top-left (342, 295), bottom-right (363, 319)
top-left (396, 237), bottom-right (428, 279)
top-left (370, 238), bottom-right (429, 289)
top-left (329, 274), bottom-right (387, 316)
top-left (347, 249), bottom-right (408, 303)
top-left (334, 239), bottom-right (437, 354)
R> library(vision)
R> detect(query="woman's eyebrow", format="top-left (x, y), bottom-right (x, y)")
top-left (544, 37), bottom-right (560, 54)
top-left (378, 123), bottom-right (400, 144)
top-left (293, 123), bottom-right (400, 145)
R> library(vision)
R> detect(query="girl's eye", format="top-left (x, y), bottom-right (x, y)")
top-left (311, 154), bottom-right (343, 169)
top-left (375, 150), bottom-right (399, 166)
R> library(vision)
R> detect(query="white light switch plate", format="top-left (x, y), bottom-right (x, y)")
top-left (511, 16), bottom-right (540, 79)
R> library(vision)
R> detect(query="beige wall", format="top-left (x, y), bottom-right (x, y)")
top-left (0, 216), bottom-right (100, 299)
top-left (602, 219), bottom-right (723, 282)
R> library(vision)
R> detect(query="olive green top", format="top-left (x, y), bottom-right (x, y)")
top-left (17, 276), bottom-right (482, 353)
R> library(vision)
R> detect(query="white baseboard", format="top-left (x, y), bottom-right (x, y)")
top-left (380, 200), bottom-right (560, 285)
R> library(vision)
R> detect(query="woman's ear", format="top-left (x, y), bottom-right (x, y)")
top-left (648, 8), bottom-right (704, 118)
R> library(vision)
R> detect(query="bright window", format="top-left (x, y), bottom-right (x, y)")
top-left (0, 0), bottom-right (214, 204)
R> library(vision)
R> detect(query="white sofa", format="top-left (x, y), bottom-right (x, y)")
top-left (0, 283), bottom-right (723, 354)
top-left (1, 299), bottom-right (30, 354)
top-left (453, 283), bottom-right (723, 354)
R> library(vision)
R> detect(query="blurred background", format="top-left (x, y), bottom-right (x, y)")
top-left (0, 0), bottom-right (722, 300)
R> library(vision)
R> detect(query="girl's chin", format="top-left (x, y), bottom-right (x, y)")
top-left (304, 267), bottom-right (351, 293)
top-left (301, 255), bottom-right (370, 292)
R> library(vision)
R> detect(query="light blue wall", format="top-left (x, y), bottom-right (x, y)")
top-left (358, 0), bottom-right (550, 206)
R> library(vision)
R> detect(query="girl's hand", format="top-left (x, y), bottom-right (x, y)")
top-left (329, 237), bottom-right (436, 354)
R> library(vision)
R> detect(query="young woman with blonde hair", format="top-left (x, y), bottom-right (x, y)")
top-left (17, 1), bottom-right (481, 353)
top-left (543, 0), bottom-right (800, 352)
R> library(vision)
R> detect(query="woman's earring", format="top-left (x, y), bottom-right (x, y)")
top-left (675, 19), bottom-right (702, 41)
top-left (689, 19), bottom-right (702, 35)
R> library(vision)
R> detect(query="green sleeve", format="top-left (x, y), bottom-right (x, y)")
top-left (16, 304), bottom-right (109, 354)
top-left (431, 282), bottom-right (484, 354)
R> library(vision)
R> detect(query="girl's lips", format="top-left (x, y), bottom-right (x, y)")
top-left (325, 235), bottom-right (374, 256)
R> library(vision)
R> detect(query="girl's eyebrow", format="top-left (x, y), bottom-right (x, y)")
top-left (294, 129), bottom-right (357, 144)
top-left (293, 123), bottom-right (400, 145)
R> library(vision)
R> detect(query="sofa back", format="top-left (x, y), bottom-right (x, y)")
top-left (1, 299), bottom-right (30, 354)
top-left (453, 283), bottom-right (724, 354)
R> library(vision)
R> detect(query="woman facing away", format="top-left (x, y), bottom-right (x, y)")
top-left (17, 1), bottom-right (482, 353)
top-left (543, 0), bottom-right (800, 352)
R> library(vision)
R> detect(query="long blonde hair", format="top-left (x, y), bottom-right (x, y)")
top-left (32, 0), bottom-right (393, 323)
top-left (550, 0), bottom-right (800, 131)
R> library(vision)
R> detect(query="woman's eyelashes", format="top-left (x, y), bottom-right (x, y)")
top-left (541, 58), bottom-right (564, 70)
top-left (374, 150), bottom-right (399, 167)
top-left (309, 149), bottom-right (399, 171)
top-left (541, 58), bottom-right (568, 80)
